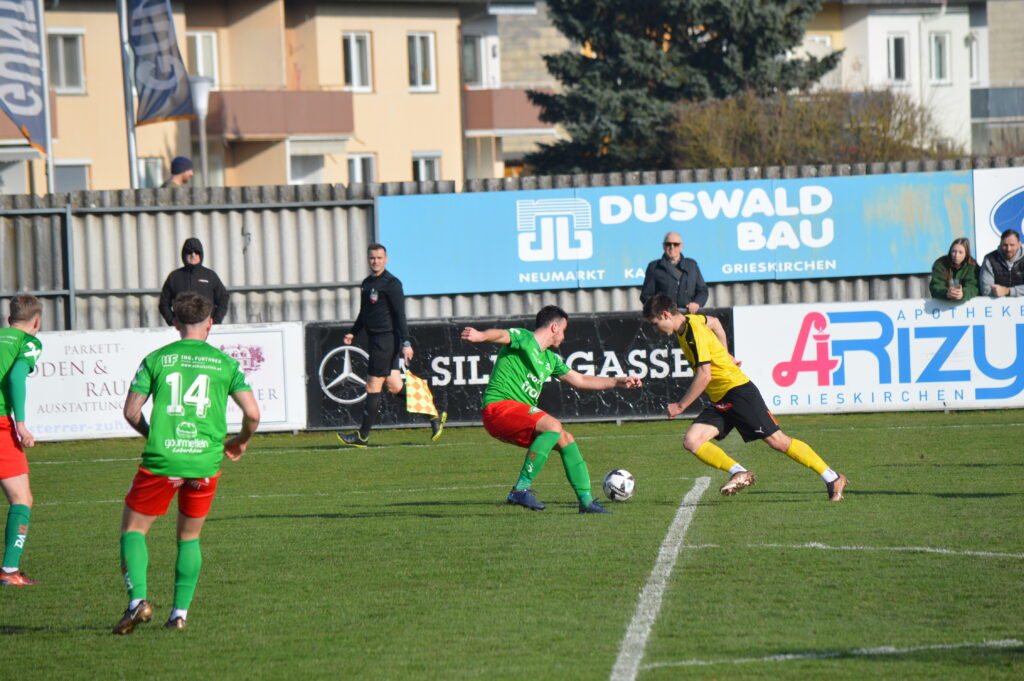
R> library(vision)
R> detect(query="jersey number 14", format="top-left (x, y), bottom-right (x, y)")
top-left (165, 373), bottom-right (212, 418)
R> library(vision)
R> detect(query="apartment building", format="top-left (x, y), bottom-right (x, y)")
top-left (0, 0), bottom-right (557, 193)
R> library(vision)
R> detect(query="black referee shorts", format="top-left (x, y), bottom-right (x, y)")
top-left (367, 333), bottom-right (403, 378)
top-left (693, 381), bottom-right (780, 443)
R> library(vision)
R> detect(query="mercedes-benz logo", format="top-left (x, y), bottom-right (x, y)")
top-left (318, 345), bottom-right (370, 405)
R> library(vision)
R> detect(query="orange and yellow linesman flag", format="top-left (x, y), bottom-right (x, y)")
top-left (404, 370), bottom-right (438, 418)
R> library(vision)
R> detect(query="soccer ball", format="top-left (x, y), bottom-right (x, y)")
top-left (603, 469), bottom-right (635, 501)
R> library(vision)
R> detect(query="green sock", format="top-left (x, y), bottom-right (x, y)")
top-left (2, 504), bottom-right (30, 569)
top-left (559, 442), bottom-right (594, 507)
top-left (513, 431), bottom-right (560, 491)
top-left (173, 538), bottom-right (203, 610)
top-left (119, 531), bottom-right (148, 601)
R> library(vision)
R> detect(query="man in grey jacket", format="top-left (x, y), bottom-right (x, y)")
top-left (639, 231), bottom-right (709, 313)
top-left (980, 229), bottom-right (1024, 298)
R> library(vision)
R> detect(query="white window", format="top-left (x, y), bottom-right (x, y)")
top-left (186, 31), bottom-right (219, 89)
top-left (47, 31), bottom-right (85, 93)
top-left (138, 157), bottom-right (163, 188)
top-left (347, 153), bottom-right (376, 183)
top-left (289, 154), bottom-right (324, 185)
top-left (929, 32), bottom-right (950, 83)
top-left (887, 34), bottom-right (908, 83)
top-left (408, 32), bottom-right (436, 91)
top-left (54, 162), bottom-right (90, 192)
top-left (462, 34), bottom-right (483, 87)
top-left (342, 32), bottom-right (372, 91)
top-left (412, 153), bottom-right (440, 181)
top-left (967, 32), bottom-right (980, 84)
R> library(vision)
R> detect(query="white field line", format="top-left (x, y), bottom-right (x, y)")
top-left (684, 541), bottom-right (1024, 560)
top-left (642, 638), bottom-right (1024, 670)
top-left (609, 476), bottom-right (711, 681)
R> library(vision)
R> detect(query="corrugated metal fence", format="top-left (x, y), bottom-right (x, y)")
top-left (2, 156), bottom-right (1021, 331)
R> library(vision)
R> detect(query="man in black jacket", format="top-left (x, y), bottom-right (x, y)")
top-left (639, 231), bottom-right (709, 314)
top-left (337, 243), bottom-right (446, 447)
top-left (158, 238), bottom-right (230, 325)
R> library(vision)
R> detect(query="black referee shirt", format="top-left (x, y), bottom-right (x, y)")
top-left (349, 270), bottom-right (410, 343)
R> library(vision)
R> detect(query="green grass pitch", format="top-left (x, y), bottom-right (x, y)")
top-left (3, 410), bottom-right (1022, 680)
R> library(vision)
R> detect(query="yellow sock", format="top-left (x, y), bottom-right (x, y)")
top-left (784, 438), bottom-right (828, 475)
top-left (694, 442), bottom-right (739, 472)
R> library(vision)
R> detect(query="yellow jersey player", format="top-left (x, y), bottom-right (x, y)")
top-left (643, 294), bottom-right (847, 501)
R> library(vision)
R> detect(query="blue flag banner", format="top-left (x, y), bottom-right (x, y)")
top-left (128, 0), bottom-right (193, 125)
top-left (0, 0), bottom-right (48, 152)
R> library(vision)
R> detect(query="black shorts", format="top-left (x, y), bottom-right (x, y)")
top-left (367, 333), bottom-right (403, 378)
top-left (693, 381), bottom-right (780, 443)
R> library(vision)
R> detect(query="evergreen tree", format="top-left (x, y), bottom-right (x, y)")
top-left (526, 0), bottom-right (840, 174)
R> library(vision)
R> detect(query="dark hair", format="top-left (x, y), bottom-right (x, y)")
top-left (367, 243), bottom-right (387, 254)
top-left (642, 294), bottom-right (679, 319)
top-left (1001, 229), bottom-right (1021, 242)
top-left (942, 237), bottom-right (976, 280)
top-left (9, 294), bottom-right (41, 323)
top-left (534, 305), bottom-right (568, 330)
top-left (172, 292), bottom-right (213, 325)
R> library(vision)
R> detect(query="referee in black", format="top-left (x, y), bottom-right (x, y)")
top-left (337, 243), bottom-right (445, 447)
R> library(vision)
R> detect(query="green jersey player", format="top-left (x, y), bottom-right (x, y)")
top-left (114, 292), bottom-right (260, 634)
top-left (0, 295), bottom-right (43, 587)
top-left (461, 305), bottom-right (642, 513)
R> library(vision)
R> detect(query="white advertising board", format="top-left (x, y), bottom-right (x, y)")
top-left (733, 298), bottom-right (1023, 414)
top-left (973, 167), bottom-right (1024, 260)
top-left (28, 323), bottom-right (307, 442)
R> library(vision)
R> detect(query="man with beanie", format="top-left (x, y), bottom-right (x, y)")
top-left (158, 238), bottom-right (230, 325)
top-left (161, 156), bottom-right (194, 188)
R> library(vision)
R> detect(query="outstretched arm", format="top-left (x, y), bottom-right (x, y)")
top-left (461, 327), bottom-right (511, 345)
top-left (558, 370), bottom-right (642, 391)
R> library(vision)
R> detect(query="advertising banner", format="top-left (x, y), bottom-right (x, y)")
top-left (127, 0), bottom-right (193, 125)
top-left (28, 323), bottom-right (306, 442)
top-left (0, 0), bottom-right (49, 152)
top-left (973, 167), bottom-right (1024, 260)
top-left (306, 311), bottom-right (734, 430)
top-left (378, 171), bottom-right (973, 295)
top-left (733, 298), bottom-right (1024, 415)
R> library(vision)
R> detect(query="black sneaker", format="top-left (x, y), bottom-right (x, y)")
top-left (113, 600), bottom-right (153, 635)
top-left (579, 500), bottom-right (612, 514)
top-left (506, 488), bottom-right (545, 510)
top-left (430, 411), bottom-right (447, 442)
top-left (336, 431), bottom-right (369, 448)
top-left (165, 616), bottom-right (187, 630)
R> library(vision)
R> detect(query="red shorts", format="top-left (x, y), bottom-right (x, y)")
top-left (481, 400), bottom-right (547, 448)
top-left (124, 468), bottom-right (222, 518)
top-left (0, 416), bottom-right (27, 480)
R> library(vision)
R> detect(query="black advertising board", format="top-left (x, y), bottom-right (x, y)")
top-left (305, 310), bottom-right (734, 430)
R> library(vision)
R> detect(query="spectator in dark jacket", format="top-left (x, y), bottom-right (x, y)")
top-left (979, 229), bottom-right (1024, 298)
top-left (639, 231), bottom-right (708, 314)
top-left (158, 238), bottom-right (229, 325)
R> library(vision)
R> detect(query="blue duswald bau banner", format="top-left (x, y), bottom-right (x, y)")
top-left (0, 0), bottom-right (48, 152)
top-left (378, 171), bottom-right (974, 295)
top-left (128, 0), bottom-right (193, 125)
